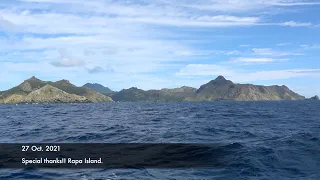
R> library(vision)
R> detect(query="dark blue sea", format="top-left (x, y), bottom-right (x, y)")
top-left (0, 101), bottom-right (319, 180)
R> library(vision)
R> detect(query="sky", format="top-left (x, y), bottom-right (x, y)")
top-left (0, 0), bottom-right (320, 97)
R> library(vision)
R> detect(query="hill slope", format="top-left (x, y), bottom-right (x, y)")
top-left (0, 77), bottom-right (112, 104)
top-left (308, 95), bottom-right (319, 100)
top-left (111, 76), bottom-right (304, 102)
top-left (83, 83), bottom-right (115, 95)
top-left (0, 76), bottom-right (47, 98)
top-left (48, 80), bottom-right (112, 102)
top-left (0, 75), bottom-right (306, 103)
top-left (112, 86), bottom-right (197, 102)
top-left (190, 76), bottom-right (305, 101)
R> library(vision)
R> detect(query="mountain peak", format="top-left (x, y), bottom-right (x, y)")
top-left (27, 76), bottom-right (41, 81)
top-left (208, 75), bottom-right (232, 85)
top-left (83, 83), bottom-right (114, 95)
top-left (129, 87), bottom-right (139, 90)
top-left (84, 83), bottom-right (104, 87)
top-left (17, 76), bottom-right (46, 92)
top-left (55, 79), bottom-right (71, 84)
top-left (215, 75), bottom-right (227, 81)
top-left (53, 79), bottom-right (77, 88)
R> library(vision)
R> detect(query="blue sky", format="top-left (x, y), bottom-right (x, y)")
top-left (0, 0), bottom-right (319, 97)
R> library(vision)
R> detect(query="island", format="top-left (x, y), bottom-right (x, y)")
top-left (0, 75), bottom-right (308, 104)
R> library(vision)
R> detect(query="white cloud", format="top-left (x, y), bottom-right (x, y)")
top-left (300, 44), bottom-right (320, 49)
top-left (176, 64), bottom-right (320, 83)
top-left (239, 44), bottom-right (251, 48)
top-left (176, 0), bottom-right (320, 12)
top-left (0, 0), bottom-right (315, 37)
top-left (0, 15), bottom-right (17, 32)
top-left (252, 48), bottom-right (302, 56)
top-left (0, 0), bottom-right (319, 93)
top-left (233, 69), bottom-right (320, 82)
top-left (175, 64), bottom-right (235, 76)
top-left (232, 57), bottom-right (288, 63)
top-left (194, 15), bottom-right (259, 23)
top-left (268, 1), bottom-right (320, 6)
top-left (287, 69), bottom-right (320, 73)
top-left (50, 49), bottom-right (85, 67)
top-left (276, 43), bottom-right (291, 46)
top-left (281, 21), bottom-right (312, 27)
top-left (51, 58), bottom-right (85, 67)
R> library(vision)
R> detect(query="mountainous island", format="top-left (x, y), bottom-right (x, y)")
top-left (110, 76), bottom-right (305, 102)
top-left (308, 95), bottom-right (319, 100)
top-left (0, 76), bottom-right (112, 104)
top-left (0, 75), bottom-right (315, 104)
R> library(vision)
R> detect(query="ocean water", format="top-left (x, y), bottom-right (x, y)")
top-left (0, 101), bottom-right (319, 180)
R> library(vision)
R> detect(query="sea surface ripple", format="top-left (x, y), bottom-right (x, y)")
top-left (0, 101), bottom-right (319, 180)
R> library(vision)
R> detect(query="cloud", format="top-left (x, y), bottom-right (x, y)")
top-left (268, 1), bottom-right (320, 6)
top-left (0, 0), bottom-right (319, 95)
top-left (194, 15), bottom-right (259, 23)
top-left (300, 44), bottom-right (320, 49)
top-left (87, 66), bottom-right (115, 74)
top-left (0, 0), bottom-right (315, 36)
top-left (113, 16), bottom-right (261, 27)
top-left (178, 0), bottom-right (320, 12)
top-left (83, 49), bottom-right (95, 56)
top-left (252, 48), bottom-right (302, 56)
top-left (281, 21), bottom-right (312, 27)
top-left (287, 69), bottom-right (320, 74)
top-left (228, 48), bottom-right (302, 64)
top-left (239, 44), bottom-right (250, 48)
top-left (0, 15), bottom-right (17, 32)
top-left (232, 57), bottom-right (288, 63)
top-left (233, 69), bottom-right (320, 82)
top-left (176, 64), bottom-right (320, 82)
top-left (0, 15), bottom-right (18, 38)
top-left (50, 49), bottom-right (85, 67)
top-left (51, 58), bottom-right (85, 67)
top-left (276, 43), bottom-right (291, 46)
top-left (175, 64), bottom-right (235, 76)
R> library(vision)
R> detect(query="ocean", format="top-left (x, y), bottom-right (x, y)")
top-left (0, 101), bottom-right (319, 179)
